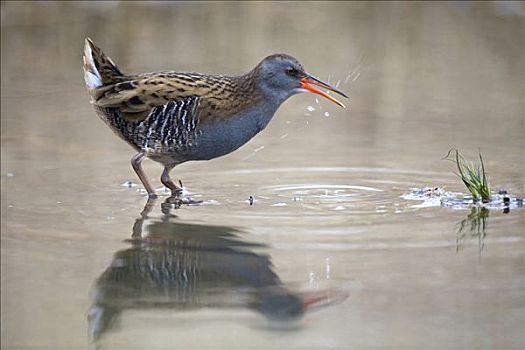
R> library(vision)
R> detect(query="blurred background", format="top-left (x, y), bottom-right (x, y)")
top-left (1, 2), bottom-right (524, 349)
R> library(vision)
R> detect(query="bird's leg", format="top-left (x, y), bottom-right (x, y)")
top-left (161, 165), bottom-right (183, 196)
top-left (131, 151), bottom-right (157, 199)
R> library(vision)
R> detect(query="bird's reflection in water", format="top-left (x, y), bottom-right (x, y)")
top-left (88, 196), bottom-right (346, 342)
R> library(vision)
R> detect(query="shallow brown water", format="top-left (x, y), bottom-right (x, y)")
top-left (1, 2), bottom-right (524, 349)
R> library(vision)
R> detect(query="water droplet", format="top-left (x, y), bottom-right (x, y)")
top-left (306, 106), bottom-right (315, 112)
top-left (324, 112), bottom-right (330, 117)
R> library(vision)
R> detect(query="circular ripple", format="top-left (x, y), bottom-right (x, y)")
top-left (185, 167), bottom-right (420, 220)
top-left (259, 183), bottom-right (383, 212)
top-left (265, 183), bottom-right (381, 198)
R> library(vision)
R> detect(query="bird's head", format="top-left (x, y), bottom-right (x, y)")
top-left (255, 54), bottom-right (348, 108)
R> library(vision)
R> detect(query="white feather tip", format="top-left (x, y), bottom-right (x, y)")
top-left (83, 39), bottom-right (102, 89)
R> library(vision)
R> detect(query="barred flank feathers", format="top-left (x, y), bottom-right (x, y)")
top-left (83, 38), bottom-right (124, 90)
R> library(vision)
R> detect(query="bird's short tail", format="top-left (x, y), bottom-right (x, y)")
top-left (83, 38), bottom-right (125, 90)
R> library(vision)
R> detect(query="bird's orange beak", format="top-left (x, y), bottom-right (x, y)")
top-left (300, 75), bottom-right (348, 108)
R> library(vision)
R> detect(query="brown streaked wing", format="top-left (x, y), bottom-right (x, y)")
top-left (92, 72), bottom-right (261, 123)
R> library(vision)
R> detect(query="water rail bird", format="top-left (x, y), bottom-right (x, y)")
top-left (83, 38), bottom-right (347, 198)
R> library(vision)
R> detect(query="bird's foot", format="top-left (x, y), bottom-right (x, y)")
top-left (171, 188), bottom-right (183, 197)
top-left (160, 194), bottom-right (201, 215)
top-left (161, 196), bottom-right (182, 213)
top-left (166, 193), bottom-right (203, 206)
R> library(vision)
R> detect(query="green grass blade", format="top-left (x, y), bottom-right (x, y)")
top-left (445, 149), bottom-right (491, 202)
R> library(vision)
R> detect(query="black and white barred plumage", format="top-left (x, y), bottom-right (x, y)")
top-left (96, 97), bottom-right (202, 159)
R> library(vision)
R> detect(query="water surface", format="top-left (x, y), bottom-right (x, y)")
top-left (1, 2), bottom-right (524, 349)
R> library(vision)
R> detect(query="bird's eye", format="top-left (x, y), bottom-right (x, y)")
top-left (286, 67), bottom-right (298, 76)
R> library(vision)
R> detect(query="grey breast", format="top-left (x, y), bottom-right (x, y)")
top-left (187, 101), bottom-right (279, 161)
